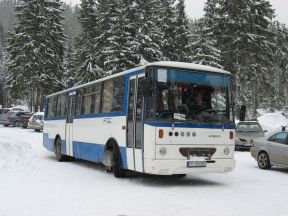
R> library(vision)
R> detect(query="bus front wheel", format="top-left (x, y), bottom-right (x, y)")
top-left (55, 138), bottom-right (67, 162)
top-left (113, 147), bottom-right (126, 178)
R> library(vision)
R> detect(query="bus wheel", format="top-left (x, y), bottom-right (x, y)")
top-left (113, 147), bottom-right (126, 178)
top-left (55, 138), bottom-right (66, 162)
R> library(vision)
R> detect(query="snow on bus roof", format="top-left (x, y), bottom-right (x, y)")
top-left (47, 61), bottom-right (231, 98)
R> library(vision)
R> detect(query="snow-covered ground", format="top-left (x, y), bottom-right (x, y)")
top-left (1, 125), bottom-right (288, 216)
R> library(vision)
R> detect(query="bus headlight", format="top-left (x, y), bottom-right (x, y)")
top-left (224, 147), bottom-right (230, 155)
top-left (159, 147), bottom-right (167, 156)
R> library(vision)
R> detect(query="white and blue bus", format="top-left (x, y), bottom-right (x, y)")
top-left (43, 62), bottom-right (236, 177)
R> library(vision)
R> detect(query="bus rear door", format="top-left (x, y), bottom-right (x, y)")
top-left (65, 91), bottom-right (76, 157)
top-left (127, 75), bottom-right (145, 172)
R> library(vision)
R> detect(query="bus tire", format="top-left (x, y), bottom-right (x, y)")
top-left (55, 137), bottom-right (67, 162)
top-left (113, 146), bottom-right (126, 178)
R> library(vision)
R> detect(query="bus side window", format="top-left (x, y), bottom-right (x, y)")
top-left (48, 96), bottom-right (57, 118)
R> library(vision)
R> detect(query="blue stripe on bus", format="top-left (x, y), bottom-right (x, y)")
top-left (73, 141), bottom-right (127, 169)
top-left (43, 133), bottom-right (66, 154)
top-left (144, 122), bottom-right (235, 129)
top-left (43, 133), bottom-right (54, 152)
top-left (43, 133), bottom-right (127, 169)
top-left (45, 113), bottom-right (126, 121)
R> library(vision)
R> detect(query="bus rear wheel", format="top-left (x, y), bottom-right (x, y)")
top-left (113, 147), bottom-right (126, 178)
top-left (55, 138), bottom-right (67, 162)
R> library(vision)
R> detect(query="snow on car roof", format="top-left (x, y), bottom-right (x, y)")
top-left (47, 61), bottom-right (231, 98)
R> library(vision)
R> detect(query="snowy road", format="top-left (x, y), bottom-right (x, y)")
top-left (0, 125), bottom-right (288, 216)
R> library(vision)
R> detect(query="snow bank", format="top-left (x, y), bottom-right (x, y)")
top-left (257, 112), bottom-right (288, 132)
top-left (0, 129), bottom-right (36, 170)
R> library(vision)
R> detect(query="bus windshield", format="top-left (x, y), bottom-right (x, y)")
top-left (155, 68), bottom-right (231, 123)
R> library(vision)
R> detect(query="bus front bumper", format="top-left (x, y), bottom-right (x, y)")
top-left (144, 158), bottom-right (236, 175)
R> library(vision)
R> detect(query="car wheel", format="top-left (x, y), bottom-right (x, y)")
top-left (14, 121), bottom-right (20, 127)
top-left (4, 124), bottom-right (8, 127)
top-left (55, 138), bottom-right (67, 162)
top-left (34, 129), bottom-right (41, 132)
top-left (257, 151), bottom-right (271, 169)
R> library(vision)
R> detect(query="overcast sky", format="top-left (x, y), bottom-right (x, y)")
top-left (65, 0), bottom-right (288, 25)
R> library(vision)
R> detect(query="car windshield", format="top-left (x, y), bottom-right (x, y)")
top-left (155, 68), bottom-right (231, 123)
top-left (236, 123), bottom-right (262, 132)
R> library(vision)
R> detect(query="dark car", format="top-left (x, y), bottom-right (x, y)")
top-left (19, 113), bottom-right (34, 128)
top-left (0, 111), bottom-right (30, 127)
top-left (235, 121), bottom-right (266, 151)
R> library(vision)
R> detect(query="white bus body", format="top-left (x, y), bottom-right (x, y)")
top-left (43, 62), bottom-right (236, 177)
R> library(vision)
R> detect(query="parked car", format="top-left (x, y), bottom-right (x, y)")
top-left (28, 112), bottom-right (44, 132)
top-left (0, 111), bottom-right (30, 127)
top-left (250, 127), bottom-right (288, 169)
top-left (19, 113), bottom-right (34, 128)
top-left (235, 121), bottom-right (266, 151)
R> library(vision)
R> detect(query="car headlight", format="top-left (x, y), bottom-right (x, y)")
top-left (159, 147), bottom-right (167, 156)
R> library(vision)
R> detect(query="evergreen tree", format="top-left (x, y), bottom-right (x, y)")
top-left (101, 0), bottom-right (139, 74)
top-left (268, 21), bottom-right (288, 109)
top-left (63, 39), bottom-right (77, 88)
top-left (174, 0), bottom-right (191, 62)
top-left (134, 0), bottom-right (163, 63)
top-left (0, 23), bottom-right (7, 107)
top-left (6, 0), bottom-right (66, 111)
top-left (158, 0), bottom-right (177, 61)
top-left (75, 0), bottom-right (103, 84)
top-left (190, 19), bottom-right (222, 68)
top-left (203, 0), bottom-right (275, 115)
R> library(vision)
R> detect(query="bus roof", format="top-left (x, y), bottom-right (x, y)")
top-left (47, 61), bottom-right (231, 98)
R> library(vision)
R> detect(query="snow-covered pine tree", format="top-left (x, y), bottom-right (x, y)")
top-left (63, 39), bottom-right (77, 88)
top-left (268, 21), bottom-right (288, 109)
top-left (204, 0), bottom-right (275, 115)
top-left (174, 0), bottom-right (191, 62)
top-left (63, 3), bottom-right (81, 45)
top-left (101, 0), bottom-right (139, 75)
top-left (134, 0), bottom-right (163, 63)
top-left (0, 0), bottom-right (17, 33)
top-left (75, 0), bottom-right (103, 84)
top-left (158, 0), bottom-right (177, 61)
top-left (0, 23), bottom-right (6, 107)
top-left (6, 0), bottom-right (66, 111)
top-left (190, 19), bottom-right (222, 68)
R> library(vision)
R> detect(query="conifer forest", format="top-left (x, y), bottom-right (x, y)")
top-left (0, 0), bottom-right (287, 116)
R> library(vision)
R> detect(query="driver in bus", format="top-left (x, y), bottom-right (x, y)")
top-left (187, 91), bottom-right (209, 115)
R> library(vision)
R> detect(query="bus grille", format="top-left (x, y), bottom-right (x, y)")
top-left (179, 148), bottom-right (216, 157)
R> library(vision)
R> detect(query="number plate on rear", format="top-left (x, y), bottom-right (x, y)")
top-left (187, 161), bottom-right (207, 168)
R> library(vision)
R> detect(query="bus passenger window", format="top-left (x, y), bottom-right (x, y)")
top-left (48, 96), bottom-right (57, 118)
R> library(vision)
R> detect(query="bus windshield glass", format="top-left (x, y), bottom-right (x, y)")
top-left (156, 68), bottom-right (231, 123)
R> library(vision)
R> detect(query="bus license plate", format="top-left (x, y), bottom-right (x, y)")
top-left (187, 161), bottom-right (207, 168)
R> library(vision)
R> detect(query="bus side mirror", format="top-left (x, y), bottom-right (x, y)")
top-left (142, 78), bottom-right (152, 98)
top-left (239, 105), bottom-right (246, 122)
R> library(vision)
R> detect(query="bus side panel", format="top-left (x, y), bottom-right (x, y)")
top-left (143, 124), bottom-right (156, 172)
top-left (43, 119), bottom-right (66, 154)
top-left (72, 116), bottom-right (127, 167)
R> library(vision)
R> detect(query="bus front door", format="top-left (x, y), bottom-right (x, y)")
top-left (127, 75), bottom-right (144, 172)
top-left (65, 92), bottom-right (76, 157)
